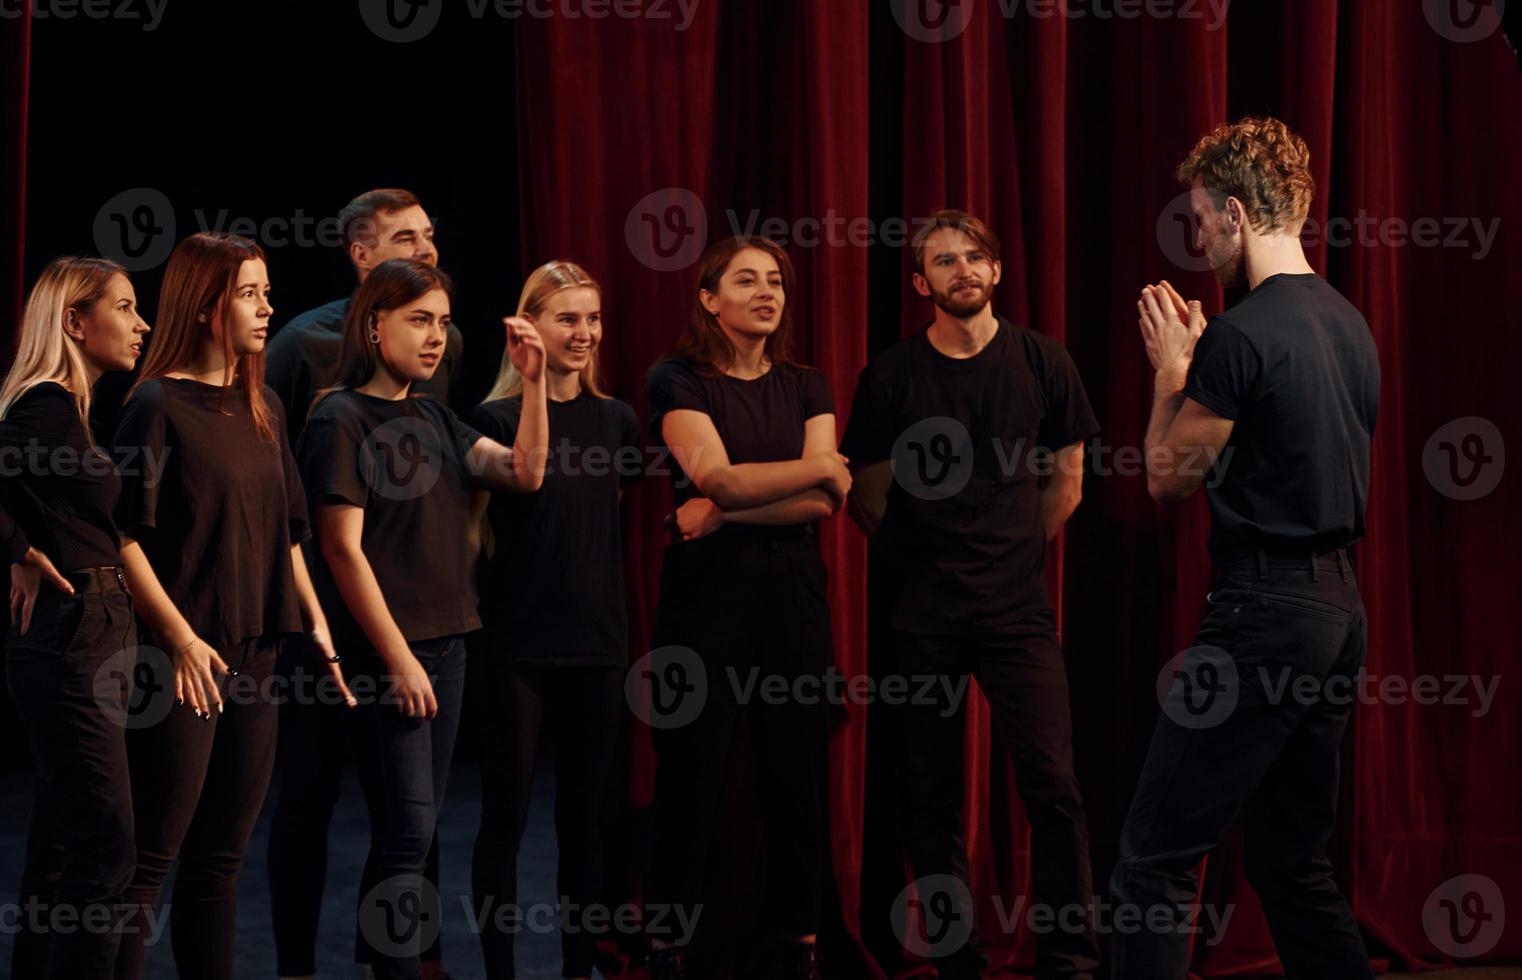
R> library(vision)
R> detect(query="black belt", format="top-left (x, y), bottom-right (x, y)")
top-left (65, 565), bottom-right (128, 593)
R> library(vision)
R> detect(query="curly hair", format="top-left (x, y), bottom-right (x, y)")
top-left (1177, 116), bottom-right (1315, 234)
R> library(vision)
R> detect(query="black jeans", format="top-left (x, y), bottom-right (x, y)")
top-left (895, 625), bottom-right (1100, 980)
top-left (6, 567), bottom-right (137, 980)
top-left (472, 662), bottom-right (625, 979)
top-left (353, 634), bottom-right (468, 980)
top-left (265, 637), bottom-right (446, 976)
top-left (646, 530), bottom-right (833, 946)
top-left (115, 636), bottom-right (280, 980)
top-left (1108, 550), bottom-right (1375, 979)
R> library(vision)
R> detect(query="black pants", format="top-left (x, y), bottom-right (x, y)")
top-left (645, 530), bottom-right (833, 946)
top-left (895, 625), bottom-right (1100, 980)
top-left (265, 637), bottom-right (446, 976)
top-left (6, 567), bottom-right (137, 980)
top-left (115, 636), bottom-right (280, 980)
top-left (472, 661), bottom-right (625, 979)
top-left (353, 635), bottom-right (468, 980)
top-left (1108, 550), bottom-right (1374, 979)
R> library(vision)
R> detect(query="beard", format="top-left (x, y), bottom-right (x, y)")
top-left (931, 278), bottom-right (993, 318)
top-left (1209, 232), bottom-right (1246, 287)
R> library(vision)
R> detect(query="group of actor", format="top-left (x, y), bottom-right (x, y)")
top-left (2, 115), bottom-right (1381, 980)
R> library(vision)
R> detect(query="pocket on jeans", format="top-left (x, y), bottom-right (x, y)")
top-left (8, 588), bottom-right (86, 655)
top-left (1250, 591), bottom-right (1349, 625)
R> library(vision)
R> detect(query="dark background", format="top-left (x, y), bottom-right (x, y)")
top-left (3, 0), bottom-right (1521, 975)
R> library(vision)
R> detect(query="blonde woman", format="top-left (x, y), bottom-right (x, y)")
top-left (2, 257), bottom-right (148, 980)
top-left (468, 260), bottom-right (640, 980)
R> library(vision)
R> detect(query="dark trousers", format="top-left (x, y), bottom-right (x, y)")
top-left (115, 636), bottom-right (280, 980)
top-left (265, 638), bottom-right (446, 976)
top-left (354, 635), bottom-right (468, 980)
top-left (646, 531), bottom-right (833, 944)
top-left (1108, 550), bottom-right (1375, 979)
top-left (6, 568), bottom-right (137, 980)
top-left (472, 662), bottom-right (625, 979)
top-left (895, 626), bottom-right (1100, 980)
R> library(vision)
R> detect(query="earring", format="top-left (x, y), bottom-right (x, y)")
top-left (369, 332), bottom-right (380, 344)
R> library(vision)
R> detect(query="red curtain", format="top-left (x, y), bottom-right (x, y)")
top-left (517, 1), bottom-right (1521, 976)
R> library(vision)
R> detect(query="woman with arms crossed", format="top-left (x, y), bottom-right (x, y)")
top-left (644, 236), bottom-right (849, 980)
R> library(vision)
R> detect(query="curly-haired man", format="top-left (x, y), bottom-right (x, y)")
top-left (1109, 116), bottom-right (1380, 979)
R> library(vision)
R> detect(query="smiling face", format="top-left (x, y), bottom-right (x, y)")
top-left (352, 205), bottom-right (438, 279)
top-left (209, 258), bottom-right (272, 357)
top-left (701, 246), bottom-right (784, 341)
top-left (373, 287), bottom-right (451, 384)
top-left (914, 226), bottom-right (1001, 318)
top-left (533, 286), bottom-right (602, 381)
top-left (70, 272), bottom-right (150, 373)
top-left (1190, 182), bottom-right (1246, 287)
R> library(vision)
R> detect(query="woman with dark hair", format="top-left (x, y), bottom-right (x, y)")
top-left (111, 232), bottom-right (350, 980)
top-left (643, 237), bottom-right (848, 980)
top-left (297, 257), bottom-right (550, 980)
top-left (2, 257), bottom-right (148, 980)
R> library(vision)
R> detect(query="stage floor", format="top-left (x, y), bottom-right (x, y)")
top-left (0, 766), bottom-right (1516, 979)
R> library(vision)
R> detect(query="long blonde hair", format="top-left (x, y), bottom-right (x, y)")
top-left (483, 260), bottom-right (607, 402)
top-left (0, 256), bottom-right (127, 435)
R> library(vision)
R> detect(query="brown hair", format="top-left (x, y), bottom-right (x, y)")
top-left (1176, 116), bottom-right (1315, 233)
top-left (910, 209), bottom-right (1002, 275)
top-left (322, 258), bottom-right (456, 399)
top-left (671, 236), bottom-right (797, 376)
top-left (338, 187), bottom-right (424, 249)
top-left (131, 232), bottom-right (276, 444)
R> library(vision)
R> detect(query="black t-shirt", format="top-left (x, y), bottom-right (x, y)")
top-left (114, 378), bottom-right (310, 648)
top-left (298, 388), bottom-right (485, 645)
top-left (471, 391), bottom-right (642, 666)
top-left (840, 317), bottom-right (1099, 634)
top-left (1183, 273), bottom-right (1380, 560)
top-left (0, 382), bottom-right (122, 570)
top-left (647, 357), bottom-right (836, 538)
top-left (265, 296), bottom-right (466, 445)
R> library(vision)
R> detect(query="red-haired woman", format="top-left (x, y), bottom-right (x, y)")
top-left (2, 257), bottom-right (149, 979)
top-left (297, 258), bottom-right (549, 980)
top-left (643, 237), bottom-right (848, 979)
top-left (110, 232), bottom-right (350, 980)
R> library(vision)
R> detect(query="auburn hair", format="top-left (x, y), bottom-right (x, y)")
top-left (910, 209), bottom-right (1002, 275)
top-left (1176, 116), bottom-right (1316, 233)
top-left (131, 232), bottom-right (276, 443)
